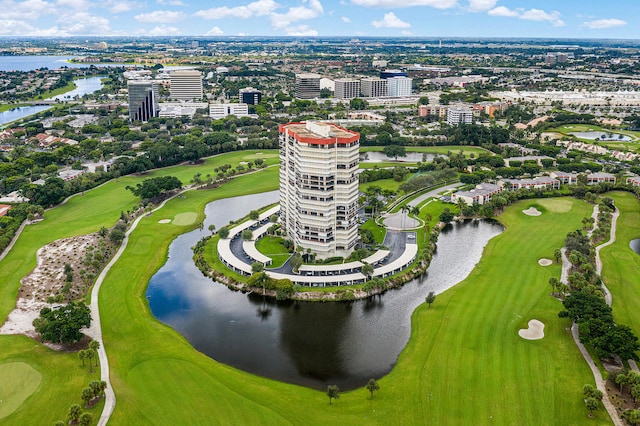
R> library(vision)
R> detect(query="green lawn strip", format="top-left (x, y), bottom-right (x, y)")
top-left (360, 145), bottom-right (488, 157)
top-left (600, 192), bottom-right (640, 338)
top-left (255, 236), bottom-right (292, 268)
top-left (0, 335), bottom-right (104, 424)
top-left (203, 235), bottom-right (247, 282)
top-left (360, 175), bottom-right (411, 194)
top-left (417, 200), bottom-right (448, 228)
top-left (361, 218), bottom-right (386, 244)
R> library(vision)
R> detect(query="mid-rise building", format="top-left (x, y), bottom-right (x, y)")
top-left (169, 70), bottom-right (203, 101)
top-left (380, 69), bottom-right (407, 79)
top-left (239, 87), bottom-right (262, 105)
top-left (387, 76), bottom-right (412, 97)
top-left (360, 77), bottom-right (387, 97)
top-left (295, 73), bottom-right (321, 99)
top-left (128, 80), bottom-right (159, 122)
top-left (334, 79), bottom-right (360, 100)
top-left (279, 121), bottom-right (360, 259)
top-left (446, 105), bottom-right (473, 126)
top-left (210, 103), bottom-right (249, 119)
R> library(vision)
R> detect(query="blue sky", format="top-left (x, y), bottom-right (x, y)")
top-left (0, 0), bottom-right (636, 38)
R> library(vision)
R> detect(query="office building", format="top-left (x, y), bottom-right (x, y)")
top-left (295, 73), bottom-right (321, 99)
top-left (128, 80), bottom-right (159, 122)
top-left (387, 76), bottom-right (412, 97)
top-left (210, 103), bottom-right (249, 119)
top-left (169, 70), bottom-right (203, 101)
top-left (334, 79), bottom-right (360, 100)
top-left (361, 77), bottom-right (387, 97)
top-left (380, 69), bottom-right (407, 79)
top-left (239, 87), bottom-right (262, 105)
top-left (279, 121), bottom-right (360, 259)
top-left (446, 105), bottom-right (473, 126)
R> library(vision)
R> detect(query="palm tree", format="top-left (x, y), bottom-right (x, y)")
top-left (67, 404), bottom-right (82, 423)
top-left (456, 198), bottom-right (467, 217)
top-left (78, 349), bottom-right (86, 367)
top-left (400, 205), bottom-right (410, 229)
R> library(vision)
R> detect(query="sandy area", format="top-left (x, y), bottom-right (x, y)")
top-left (538, 258), bottom-right (552, 266)
top-left (522, 207), bottom-right (542, 216)
top-left (158, 219), bottom-right (171, 224)
top-left (0, 233), bottom-right (106, 339)
top-left (519, 319), bottom-right (545, 340)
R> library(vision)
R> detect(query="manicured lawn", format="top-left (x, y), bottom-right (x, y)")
top-left (0, 362), bottom-right (41, 419)
top-left (255, 235), bottom-right (292, 268)
top-left (361, 218), bottom-right (386, 244)
top-left (0, 150), bottom-right (612, 425)
top-left (360, 175), bottom-right (412, 194)
top-left (600, 192), bottom-right (640, 337)
top-left (361, 145), bottom-right (488, 157)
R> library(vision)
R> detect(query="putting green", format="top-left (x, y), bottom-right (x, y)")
top-left (172, 212), bottom-right (198, 226)
top-left (535, 199), bottom-right (573, 213)
top-left (0, 362), bottom-right (41, 419)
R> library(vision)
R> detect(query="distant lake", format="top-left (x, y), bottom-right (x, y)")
top-left (361, 151), bottom-right (436, 163)
top-left (570, 131), bottom-right (632, 142)
top-left (0, 56), bottom-right (124, 72)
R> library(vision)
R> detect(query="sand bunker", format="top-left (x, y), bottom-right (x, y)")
top-left (538, 258), bottom-right (552, 266)
top-left (519, 319), bottom-right (545, 340)
top-left (522, 207), bottom-right (542, 216)
top-left (158, 219), bottom-right (171, 224)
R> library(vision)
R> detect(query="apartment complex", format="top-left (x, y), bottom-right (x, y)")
top-left (360, 77), bottom-right (387, 97)
top-left (334, 78), bottom-right (361, 99)
top-left (239, 87), bottom-right (262, 105)
top-left (128, 80), bottom-right (159, 122)
top-left (295, 73), bottom-right (321, 99)
top-left (279, 121), bottom-right (360, 259)
top-left (387, 76), bottom-right (412, 97)
top-left (446, 106), bottom-right (473, 125)
top-left (169, 70), bottom-right (203, 101)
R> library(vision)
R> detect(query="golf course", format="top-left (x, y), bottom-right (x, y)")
top-left (0, 148), bottom-right (629, 424)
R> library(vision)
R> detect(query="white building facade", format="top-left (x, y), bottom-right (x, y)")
top-left (386, 76), bottom-right (412, 97)
top-left (210, 103), bottom-right (249, 119)
top-left (446, 106), bottom-right (473, 125)
top-left (361, 77), bottom-right (387, 97)
top-left (279, 121), bottom-right (360, 259)
top-left (169, 70), bottom-right (203, 101)
top-left (334, 79), bottom-right (360, 99)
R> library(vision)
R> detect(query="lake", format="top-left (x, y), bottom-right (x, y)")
top-left (146, 191), bottom-right (503, 390)
top-left (361, 151), bottom-right (436, 163)
top-left (631, 239), bottom-right (640, 255)
top-left (0, 55), bottom-right (122, 72)
top-left (569, 131), bottom-right (632, 142)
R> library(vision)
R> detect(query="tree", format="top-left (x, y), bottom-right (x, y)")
top-left (439, 208), bottom-right (454, 224)
top-left (82, 387), bottom-right (94, 406)
top-left (241, 229), bottom-right (253, 241)
top-left (208, 224), bottom-right (216, 235)
top-left (79, 412), bottom-right (93, 426)
top-left (79, 349), bottom-right (87, 367)
top-left (125, 176), bottom-right (182, 200)
top-left (218, 227), bottom-right (230, 239)
top-left (33, 302), bottom-right (91, 345)
top-left (426, 291), bottom-right (436, 307)
top-left (327, 385), bottom-right (340, 404)
top-left (89, 340), bottom-right (100, 367)
top-left (290, 254), bottom-right (303, 273)
top-left (68, 404), bottom-right (82, 423)
top-left (383, 145), bottom-right (406, 161)
top-left (366, 378), bottom-right (380, 399)
top-left (362, 263), bottom-right (374, 279)
top-left (249, 210), bottom-right (260, 220)
top-left (549, 277), bottom-right (559, 296)
top-left (86, 348), bottom-right (95, 373)
top-left (89, 380), bottom-right (107, 399)
top-left (251, 262), bottom-right (264, 273)
top-left (585, 397), bottom-right (599, 417)
top-left (554, 248), bottom-right (562, 264)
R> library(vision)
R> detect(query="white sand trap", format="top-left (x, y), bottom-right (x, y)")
top-left (522, 207), bottom-right (542, 216)
top-left (158, 219), bottom-right (171, 224)
top-left (538, 258), bottom-right (552, 266)
top-left (519, 319), bottom-right (545, 340)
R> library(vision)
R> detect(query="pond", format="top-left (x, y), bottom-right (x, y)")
top-left (360, 151), bottom-right (436, 163)
top-left (146, 191), bottom-right (503, 390)
top-left (569, 131), bottom-right (632, 142)
top-left (631, 239), bottom-right (640, 255)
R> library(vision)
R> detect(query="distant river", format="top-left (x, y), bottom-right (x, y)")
top-left (0, 55), bottom-right (122, 72)
top-left (0, 76), bottom-right (104, 125)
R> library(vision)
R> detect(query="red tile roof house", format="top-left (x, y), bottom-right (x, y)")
top-left (0, 204), bottom-right (11, 217)
top-left (451, 183), bottom-right (502, 206)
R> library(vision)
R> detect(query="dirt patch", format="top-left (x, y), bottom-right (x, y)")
top-left (518, 319), bottom-right (544, 340)
top-left (522, 207), bottom-right (542, 216)
top-left (538, 258), bottom-right (553, 266)
top-left (0, 232), bottom-right (114, 339)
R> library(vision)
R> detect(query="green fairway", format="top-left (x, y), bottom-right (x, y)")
top-left (600, 192), bottom-right (640, 337)
top-left (255, 235), bottom-right (291, 268)
top-left (172, 212), bottom-right (198, 226)
top-left (0, 362), bottom-right (41, 419)
top-left (360, 218), bottom-right (386, 244)
top-left (0, 147), bottom-right (614, 424)
top-left (360, 145), bottom-right (488, 157)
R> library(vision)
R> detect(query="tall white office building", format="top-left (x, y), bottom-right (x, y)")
top-left (446, 105), bottom-right (473, 125)
top-left (360, 77), bottom-right (387, 97)
top-left (334, 79), bottom-right (360, 99)
top-left (295, 73), bottom-right (321, 99)
top-left (169, 70), bottom-right (203, 101)
top-left (387, 76), bottom-right (412, 97)
top-left (279, 121), bottom-right (360, 259)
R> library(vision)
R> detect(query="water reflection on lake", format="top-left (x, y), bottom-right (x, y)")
top-left (147, 191), bottom-right (503, 390)
top-left (360, 151), bottom-right (435, 163)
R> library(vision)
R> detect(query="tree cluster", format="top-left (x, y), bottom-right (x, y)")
top-left (126, 176), bottom-right (182, 200)
top-left (33, 301), bottom-right (91, 345)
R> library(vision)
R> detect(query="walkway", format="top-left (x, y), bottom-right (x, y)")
top-left (561, 203), bottom-right (622, 425)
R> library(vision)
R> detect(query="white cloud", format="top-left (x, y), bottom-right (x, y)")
top-left (270, 0), bottom-right (323, 30)
top-left (372, 12), bottom-right (410, 28)
top-left (467, 0), bottom-right (496, 12)
top-left (352, 0), bottom-right (456, 9)
top-left (58, 11), bottom-right (111, 34)
top-left (285, 24), bottom-right (318, 36)
top-left (147, 25), bottom-right (181, 35)
top-left (194, 0), bottom-right (278, 20)
top-left (135, 10), bottom-right (185, 23)
top-left (56, 0), bottom-right (89, 10)
top-left (488, 6), bottom-right (564, 27)
top-left (341, 16), bottom-right (350, 23)
top-left (205, 26), bottom-right (224, 35)
top-left (157, 0), bottom-right (185, 5)
top-left (0, 0), bottom-right (54, 20)
top-left (582, 18), bottom-right (627, 29)
top-left (107, 0), bottom-right (142, 13)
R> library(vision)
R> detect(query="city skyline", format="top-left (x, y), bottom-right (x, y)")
top-left (0, 0), bottom-right (636, 39)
